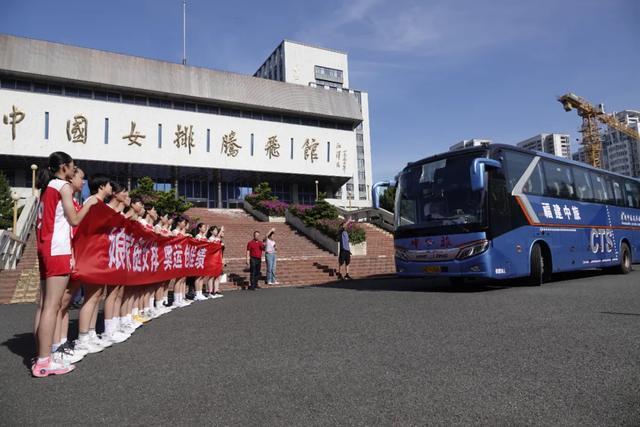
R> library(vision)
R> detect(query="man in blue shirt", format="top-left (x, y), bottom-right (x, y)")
top-left (337, 219), bottom-right (353, 280)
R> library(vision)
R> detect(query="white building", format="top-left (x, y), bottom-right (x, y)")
top-left (572, 147), bottom-right (589, 164)
top-left (449, 139), bottom-right (491, 151)
top-left (255, 40), bottom-right (372, 204)
top-left (516, 133), bottom-right (571, 158)
top-left (602, 110), bottom-right (640, 177)
top-left (0, 35), bottom-right (371, 208)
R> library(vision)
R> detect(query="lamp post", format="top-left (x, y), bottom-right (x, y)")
top-left (11, 191), bottom-right (19, 232)
top-left (30, 164), bottom-right (38, 196)
top-left (315, 180), bottom-right (319, 201)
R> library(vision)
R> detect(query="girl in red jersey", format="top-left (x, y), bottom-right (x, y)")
top-left (154, 210), bottom-right (174, 312)
top-left (171, 216), bottom-right (191, 307)
top-left (193, 222), bottom-right (209, 301)
top-left (32, 152), bottom-right (98, 377)
top-left (206, 225), bottom-right (224, 299)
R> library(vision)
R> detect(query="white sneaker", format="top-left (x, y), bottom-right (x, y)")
top-left (74, 339), bottom-right (105, 354)
top-left (146, 308), bottom-right (161, 319)
top-left (106, 330), bottom-right (130, 344)
top-left (120, 323), bottom-right (136, 335)
top-left (156, 306), bottom-right (171, 315)
top-left (90, 334), bottom-right (113, 348)
top-left (194, 294), bottom-right (208, 301)
top-left (212, 294), bottom-right (223, 299)
top-left (54, 348), bottom-right (84, 364)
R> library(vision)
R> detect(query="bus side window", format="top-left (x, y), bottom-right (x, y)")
top-left (572, 167), bottom-right (594, 201)
top-left (610, 178), bottom-right (625, 206)
top-left (524, 162), bottom-right (544, 195)
top-left (590, 173), bottom-right (610, 203)
top-left (542, 160), bottom-right (575, 199)
top-left (624, 180), bottom-right (640, 208)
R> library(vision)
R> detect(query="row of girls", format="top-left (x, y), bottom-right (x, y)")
top-left (32, 151), bottom-right (225, 377)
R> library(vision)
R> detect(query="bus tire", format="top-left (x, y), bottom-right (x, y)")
top-left (616, 242), bottom-right (632, 274)
top-left (528, 243), bottom-right (545, 286)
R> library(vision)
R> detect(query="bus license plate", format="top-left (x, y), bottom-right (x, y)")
top-left (424, 266), bottom-right (441, 273)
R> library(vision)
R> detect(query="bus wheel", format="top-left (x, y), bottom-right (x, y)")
top-left (617, 242), bottom-right (632, 274)
top-left (527, 243), bottom-right (545, 286)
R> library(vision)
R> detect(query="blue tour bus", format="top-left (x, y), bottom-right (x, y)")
top-left (387, 144), bottom-right (640, 285)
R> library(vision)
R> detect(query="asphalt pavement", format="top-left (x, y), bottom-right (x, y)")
top-left (1, 271), bottom-right (639, 426)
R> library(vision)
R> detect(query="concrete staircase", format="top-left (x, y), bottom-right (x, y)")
top-left (0, 225), bottom-right (40, 304)
top-left (186, 208), bottom-right (396, 289)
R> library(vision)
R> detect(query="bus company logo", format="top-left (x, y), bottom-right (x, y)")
top-left (590, 228), bottom-right (614, 254)
top-left (620, 212), bottom-right (640, 224)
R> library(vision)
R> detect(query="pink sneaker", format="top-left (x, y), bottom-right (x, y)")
top-left (31, 357), bottom-right (75, 378)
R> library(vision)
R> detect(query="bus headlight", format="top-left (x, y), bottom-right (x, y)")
top-left (456, 240), bottom-right (489, 260)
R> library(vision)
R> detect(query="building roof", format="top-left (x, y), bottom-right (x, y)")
top-left (0, 34), bottom-right (362, 124)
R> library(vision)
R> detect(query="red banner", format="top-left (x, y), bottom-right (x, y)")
top-left (72, 202), bottom-right (223, 285)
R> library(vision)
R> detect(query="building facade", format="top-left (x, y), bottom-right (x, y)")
top-left (516, 133), bottom-right (571, 159)
top-left (255, 40), bottom-right (373, 205)
top-left (449, 139), bottom-right (492, 151)
top-left (601, 110), bottom-right (640, 177)
top-left (0, 35), bottom-right (371, 208)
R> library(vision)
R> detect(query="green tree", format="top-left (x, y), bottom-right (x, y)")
top-left (0, 172), bottom-right (13, 230)
top-left (379, 186), bottom-right (396, 212)
top-left (129, 176), bottom-right (192, 214)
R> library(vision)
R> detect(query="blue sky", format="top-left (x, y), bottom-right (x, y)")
top-left (2, 0), bottom-right (639, 182)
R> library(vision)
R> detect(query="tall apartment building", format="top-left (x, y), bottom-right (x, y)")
top-left (516, 134), bottom-right (571, 158)
top-left (601, 110), bottom-right (640, 177)
top-left (572, 147), bottom-right (589, 164)
top-left (449, 139), bottom-right (491, 151)
top-left (255, 40), bottom-right (372, 207)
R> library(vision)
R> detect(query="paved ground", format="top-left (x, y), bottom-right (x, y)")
top-left (1, 271), bottom-right (640, 426)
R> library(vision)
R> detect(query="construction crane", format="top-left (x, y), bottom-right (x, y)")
top-left (558, 93), bottom-right (640, 168)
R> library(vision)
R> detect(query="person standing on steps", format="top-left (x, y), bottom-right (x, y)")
top-left (336, 219), bottom-right (354, 280)
top-left (246, 230), bottom-right (265, 290)
top-left (264, 228), bottom-right (279, 285)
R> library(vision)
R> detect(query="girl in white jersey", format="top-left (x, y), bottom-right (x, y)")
top-left (32, 152), bottom-right (98, 378)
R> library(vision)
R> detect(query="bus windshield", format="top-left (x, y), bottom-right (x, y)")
top-left (396, 153), bottom-right (486, 229)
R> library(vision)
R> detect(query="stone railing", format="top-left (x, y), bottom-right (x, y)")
top-left (335, 206), bottom-right (395, 233)
top-left (285, 210), bottom-right (366, 256)
top-left (0, 195), bottom-right (38, 270)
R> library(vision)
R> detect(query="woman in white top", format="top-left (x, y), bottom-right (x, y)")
top-left (264, 228), bottom-right (278, 285)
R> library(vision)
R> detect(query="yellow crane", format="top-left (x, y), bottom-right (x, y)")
top-left (558, 93), bottom-right (640, 168)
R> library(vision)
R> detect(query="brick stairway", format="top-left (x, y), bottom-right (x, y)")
top-left (186, 208), bottom-right (396, 289)
top-left (0, 225), bottom-right (41, 304)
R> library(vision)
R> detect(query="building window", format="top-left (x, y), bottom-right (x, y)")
top-left (290, 138), bottom-right (294, 159)
top-left (327, 141), bottom-right (330, 162)
top-left (358, 159), bottom-right (365, 168)
top-left (314, 65), bottom-right (343, 84)
top-left (358, 171), bottom-right (366, 181)
top-left (44, 112), bottom-right (49, 140)
top-left (158, 124), bottom-right (162, 148)
top-left (104, 118), bottom-right (109, 144)
top-left (359, 184), bottom-right (367, 200)
top-left (250, 133), bottom-right (254, 156)
top-left (206, 128), bottom-right (210, 152)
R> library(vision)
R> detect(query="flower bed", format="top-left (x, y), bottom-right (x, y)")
top-left (258, 200), bottom-right (289, 217)
top-left (316, 218), bottom-right (366, 245)
top-left (288, 201), bottom-right (366, 246)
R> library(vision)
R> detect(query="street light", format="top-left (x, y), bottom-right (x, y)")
top-left (315, 180), bottom-right (319, 201)
top-left (30, 164), bottom-right (38, 196)
top-left (11, 191), bottom-right (19, 232)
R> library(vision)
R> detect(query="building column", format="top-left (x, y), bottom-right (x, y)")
top-left (217, 181), bottom-right (222, 209)
top-left (292, 183), bottom-right (299, 204)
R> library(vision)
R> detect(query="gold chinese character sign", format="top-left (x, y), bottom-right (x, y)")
top-left (66, 115), bottom-right (88, 144)
top-left (221, 131), bottom-right (241, 157)
top-left (2, 105), bottom-right (25, 141)
top-left (302, 138), bottom-right (319, 163)
top-left (174, 124), bottom-right (195, 154)
top-left (265, 135), bottom-right (280, 159)
top-left (122, 121), bottom-right (146, 146)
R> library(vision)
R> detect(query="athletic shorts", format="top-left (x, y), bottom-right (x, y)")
top-left (38, 251), bottom-right (73, 280)
top-left (338, 249), bottom-right (351, 266)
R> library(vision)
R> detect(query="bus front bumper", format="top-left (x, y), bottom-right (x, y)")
top-left (395, 250), bottom-right (495, 278)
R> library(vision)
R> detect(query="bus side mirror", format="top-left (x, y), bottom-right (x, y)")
top-left (372, 181), bottom-right (392, 208)
top-left (470, 158), bottom-right (501, 191)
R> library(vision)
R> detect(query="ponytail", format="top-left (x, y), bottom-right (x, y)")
top-left (37, 151), bottom-right (73, 190)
